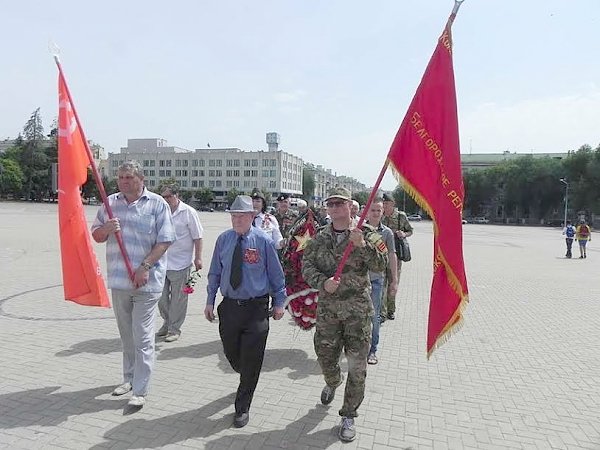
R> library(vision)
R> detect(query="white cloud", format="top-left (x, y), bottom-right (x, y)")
top-left (273, 90), bottom-right (307, 103)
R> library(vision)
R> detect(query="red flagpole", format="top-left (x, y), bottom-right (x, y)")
top-left (54, 56), bottom-right (135, 281)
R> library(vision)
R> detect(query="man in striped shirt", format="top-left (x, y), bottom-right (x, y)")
top-left (92, 161), bottom-right (175, 410)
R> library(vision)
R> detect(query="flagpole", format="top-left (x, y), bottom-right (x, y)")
top-left (53, 53), bottom-right (135, 281)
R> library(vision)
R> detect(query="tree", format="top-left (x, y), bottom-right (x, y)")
top-left (226, 188), bottom-right (240, 205)
top-left (179, 190), bottom-right (193, 203)
top-left (302, 169), bottom-right (316, 201)
top-left (0, 158), bottom-right (24, 197)
top-left (351, 191), bottom-right (369, 206)
top-left (195, 187), bottom-right (214, 205)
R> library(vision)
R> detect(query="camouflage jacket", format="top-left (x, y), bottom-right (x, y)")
top-left (274, 209), bottom-right (299, 238)
top-left (302, 224), bottom-right (388, 306)
top-left (382, 210), bottom-right (413, 235)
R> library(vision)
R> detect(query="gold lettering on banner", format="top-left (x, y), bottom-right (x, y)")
top-left (440, 29), bottom-right (452, 54)
top-left (410, 111), bottom-right (464, 215)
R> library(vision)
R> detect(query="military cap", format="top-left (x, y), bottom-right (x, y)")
top-left (277, 193), bottom-right (290, 201)
top-left (382, 193), bottom-right (395, 202)
top-left (325, 186), bottom-right (351, 202)
top-left (251, 190), bottom-right (265, 201)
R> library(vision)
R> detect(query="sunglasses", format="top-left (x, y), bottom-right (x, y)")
top-left (326, 200), bottom-right (347, 208)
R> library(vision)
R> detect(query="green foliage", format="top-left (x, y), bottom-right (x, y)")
top-left (226, 188), bottom-right (240, 205)
top-left (195, 187), bottom-right (214, 205)
top-left (0, 158), bottom-right (25, 197)
top-left (302, 169), bottom-right (316, 201)
top-left (351, 191), bottom-right (369, 206)
top-left (179, 190), bottom-right (193, 203)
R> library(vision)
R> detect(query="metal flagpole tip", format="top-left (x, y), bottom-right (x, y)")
top-left (48, 40), bottom-right (61, 62)
top-left (452, 0), bottom-right (465, 14)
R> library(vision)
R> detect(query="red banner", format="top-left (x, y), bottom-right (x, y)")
top-left (58, 77), bottom-right (110, 307)
top-left (387, 14), bottom-right (468, 356)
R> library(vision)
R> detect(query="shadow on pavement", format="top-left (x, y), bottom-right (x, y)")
top-left (204, 405), bottom-right (338, 449)
top-left (158, 341), bottom-right (322, 379)
top-left (0, 385), bottom-right (126, 429)
top-left (89, 394), bottom-right (234, 449)
top-left (55, 338), bottom-right (122, 357)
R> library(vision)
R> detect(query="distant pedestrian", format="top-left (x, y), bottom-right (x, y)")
top-left (157, 184), bottom-right (204, 343)
top-left (575, 220), bottom-right (591, 259)
top-left (274, 193), bottom-right (299, 239)
top-left (251, 190), bottom-right (285, 249)
top-left (562, 220), bottom-right (575, 258)
top-left (91, 161), bottom-right (175, 410)
top-left (205, 195), bottom-right (286, 428)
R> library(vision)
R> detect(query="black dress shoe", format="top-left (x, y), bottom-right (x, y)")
top-left (234, 412), bottom-right (249, 428)
top-left (388, 313), bottom-right (395, 320)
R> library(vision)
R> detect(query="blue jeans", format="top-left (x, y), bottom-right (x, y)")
top-left (370, 278), bottom-right (384, 354)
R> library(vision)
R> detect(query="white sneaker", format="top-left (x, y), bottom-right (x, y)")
top-left (164, 333), bottom-right (180, 342)
top-left (128, 395), bottom-right (146, 407)
top-left (112, 382), bottom-right (132, 396)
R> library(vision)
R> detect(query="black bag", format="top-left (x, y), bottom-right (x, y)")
top-left (396, 237), bottom-right (411, 262)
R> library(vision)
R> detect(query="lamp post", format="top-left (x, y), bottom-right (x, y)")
top-left (559, 178), bottom-right (568, 227)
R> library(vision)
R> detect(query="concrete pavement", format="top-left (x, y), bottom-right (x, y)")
top-left (0, 202), bottom-right (599, 449)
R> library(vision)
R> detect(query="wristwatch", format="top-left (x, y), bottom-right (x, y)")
top-left (140, 261), bottom-right (152, 270)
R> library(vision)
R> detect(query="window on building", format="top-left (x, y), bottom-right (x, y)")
top-left (159, 160), bottom-right (165, 167)
top-left (251, 170), bottom-right (258, 177)
top-left (192, 180), bottom-right (198, 188)
top-left (215, 180), bottom-right (222, 187)
top-left (182, 160), bottom-right (188, 167)
top-left (166, 160), bottom-right (172, 167)
top-left (226, 159), bottom-right (233, 167)
top-left (234, 160), bottom-right (240, 167)
top-left (209, 170), bottom-right (215, 177)
top-left (244, 160), bottom-right (251, 167)
top-left (159, 170), bottom-right (165, 177)
top-left (149, 170), bottom-right (155, 176)
top-left (251, 159), bottom-right (258, 167)
top-left (175, 170), bottom-right (182, 177)
top-left (215, 170), bottom-right (222, 177)
top-left (262, 170), bottom-right (269, 177)
top-left (226, 181), bottom-right (233, 187)
top-left (244, 170), bottom-right (251, 177)
top-left (269, 181), bottom-right (277, 188)
top-left (262, 159), bottom-right (269, 167)
top-left (165, 170), bottom-right (171, 176)
top-left (182, 170), bottom-right (188, 176)
top-left (112, 160), bottom-right (119, 167)
top-left (198, 180), bottom-right (204, 187)
top-left (199, 170), bottom-right (205, 177)
top-left (199, 160), bottom-right (205, 167)
top-left (150, 160), bottom-right (155, 167)
top-left (176, 160), bottom-right (182, 167)
top-left (216, 160), bottom-right (222, 167)
top-left (192, 170), bottom-right (198, 177)
top-left (192, 159), bottom-right (198, 166)
top-left (143, 170), bottom-right (148, 176)
top-left (233, 180), bottom-right (239, 187)
top-left (233, 170), bottom-right (240, 177)
top-left (270, 159), bottom-right (277, 167)
top-left (149, 179), bottom-right (156, 186)
top-left (226, 170), bottom-right (232, 177)
top-left (270, 170), bottom-right (276, 177)
top-left (209, 180), bottom-right (215, 187)
top-left (143, 160), bottom-right (149, 167)
top-left (181, 180), bottom-right (188, 187)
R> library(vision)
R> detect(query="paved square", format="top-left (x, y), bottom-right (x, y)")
top-left (0, 202), bottom-right (598, 449)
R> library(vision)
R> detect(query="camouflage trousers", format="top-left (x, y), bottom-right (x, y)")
top-left (314, 302), bottom-right (372, 418)
top-left (381, 261), bottom-right (402, 316)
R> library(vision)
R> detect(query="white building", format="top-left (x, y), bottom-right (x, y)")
top-left (105, 136), bottom-right (303, 206)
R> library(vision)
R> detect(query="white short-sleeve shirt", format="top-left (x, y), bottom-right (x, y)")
top-left (167, 201), bottom-right (204, 270)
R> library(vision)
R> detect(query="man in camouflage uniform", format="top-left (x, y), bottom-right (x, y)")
top-left (381, 192), bottom-right (413, 321)
top-left (274, 193), bottom-right (299, 240)
top-left (302, 187), bottom-right (388, 442)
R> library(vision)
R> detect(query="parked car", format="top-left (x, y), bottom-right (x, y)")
top-left (462, 218), bottom-right (468, 224)
top-left (407, 214), bottom-right (422, 221)
top-left (472, 217), bottom-right (490, 224)
top-left (199, 206), bottom-right (214, 212)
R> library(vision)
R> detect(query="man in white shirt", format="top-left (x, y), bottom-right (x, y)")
top-left (251, 190), bottom-right (285, 249)
top-left (157, 184), bottom-right (204, 342)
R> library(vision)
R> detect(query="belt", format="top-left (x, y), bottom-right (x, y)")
top-left (223, 294), bottom-right (269, 305)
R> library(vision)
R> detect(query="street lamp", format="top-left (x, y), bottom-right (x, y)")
top-left (559, 178), bottom-right (568, 227)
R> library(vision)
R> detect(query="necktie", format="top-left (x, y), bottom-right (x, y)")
top-left (230, 235), bottom-right (243, 290)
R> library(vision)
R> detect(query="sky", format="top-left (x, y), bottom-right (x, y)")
top-left (2, 1), bottom-right (599, 190)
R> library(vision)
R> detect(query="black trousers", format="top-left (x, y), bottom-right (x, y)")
top-left (217, 298), bottom-right (270, 414)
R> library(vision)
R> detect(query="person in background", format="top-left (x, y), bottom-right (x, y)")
top-left (251, 190), bottom-right (285, 249)
top-left (381, 193), bottom-right (413, 322)
top-left (274, 193), bottom-right (299, 240)
top-left (575, 219), bottom-right (591, 259)
top-left (91, 161), bottom-right (175, 410)
top-left (562, 220), bottom-right (575, 259)
top-left (157, 184), bottom-right (203, 343)
top-left (365, 198), bottom-right (397, 365)
top-left (205, 195), bottom-right (286, 428)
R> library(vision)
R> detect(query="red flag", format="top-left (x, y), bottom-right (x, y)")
top-left (387, 13), bottom-right (468, 356)
top-left (58, 77), bottom-right (110, 307)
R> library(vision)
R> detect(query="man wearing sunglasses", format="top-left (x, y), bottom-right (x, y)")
top-left (302, 187), bottom-right (388, 442)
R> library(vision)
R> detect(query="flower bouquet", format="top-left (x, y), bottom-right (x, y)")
top-left (182, 270), bottom-right (201, 294)
top-left (281, 210), bottom-right (320, 330)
